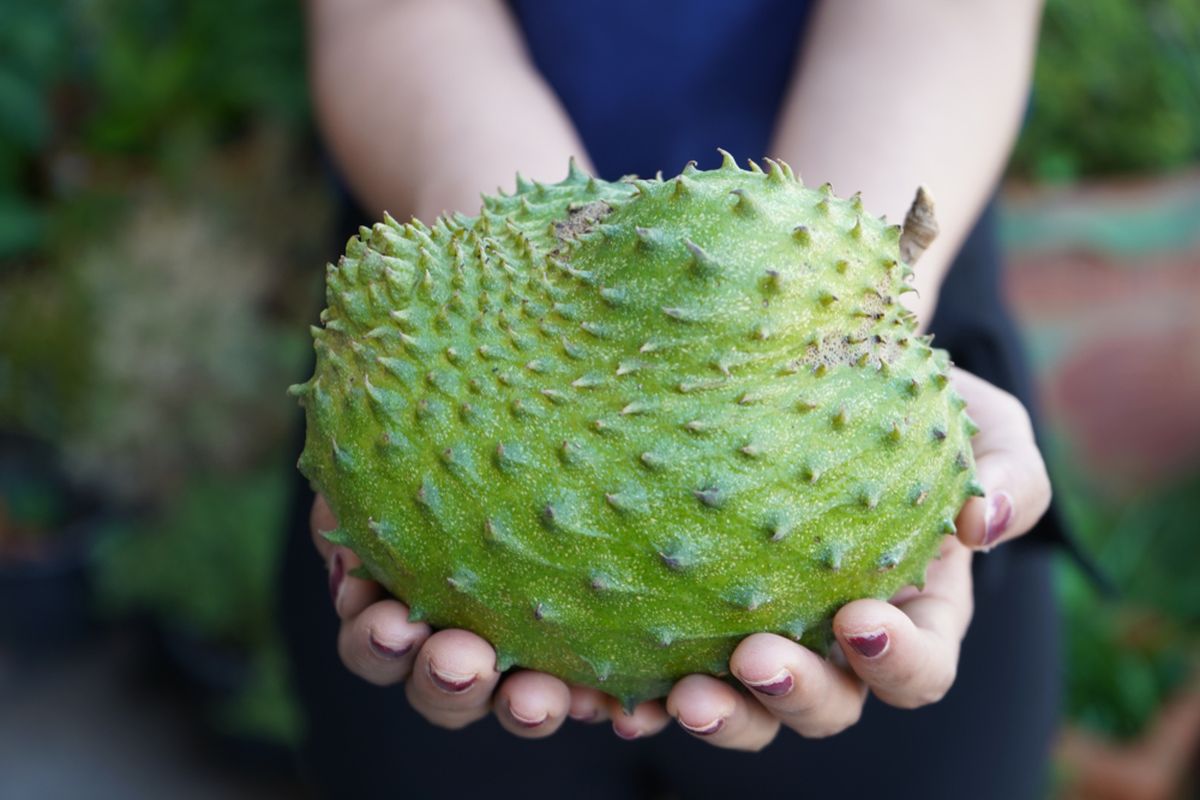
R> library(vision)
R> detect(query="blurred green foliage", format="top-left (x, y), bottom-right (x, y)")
top-left (0, 0), bottom-right (307, 261)
top-left (76, 0), bottom-right (308, 153)
top-left (1013, 0), bottom-right (1200, 180)
top-left (0, 265), bottom-right (91, 437)
top-left (1057, 467), bottom-right (1200, 739)
top-left (0, 0), bottom-right (313, 442)
top-left (96, 470), bottom-right (288, 646)
top-left (1063, 471), bottom-right (1200, 624)
top-left (0, 0), bottom-right (316, 752)
top-left (95, 468), bottom-right (301, 745)
top-left (1061, 566), bottom-right (1193, 740)
top-left (0, 1), bottom-right (63, 256)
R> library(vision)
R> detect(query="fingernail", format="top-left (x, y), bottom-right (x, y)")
top-left (508, 703), bottom-right (548, 729)
top-left (742, 668), bottom-right (794, 697)
top-left (983, 490), bottom-right (1014, 547)
top-left (569, 709), bottom-right (598, 722)
top-left (612, 722), bottom-right (640, 740)
top-left (427, 661), bottom-right (477, 694)
top-left (678, 717), bottom-right (725, 736)
top-left (367, 632), bottom-right (413, 660)
top-left (328, 551), bottom-right (344, 609)
top-left (846, 629), bottom-right (889, 659)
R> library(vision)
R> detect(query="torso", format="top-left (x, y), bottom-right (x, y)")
top-left (509, 0), bottom-right (814, 178)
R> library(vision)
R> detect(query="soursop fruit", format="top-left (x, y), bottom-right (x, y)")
top-left (291, 153), bottom-right (980, 707)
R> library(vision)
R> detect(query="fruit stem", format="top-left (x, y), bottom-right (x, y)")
top-left (900, 187), bottom-right (938, 266)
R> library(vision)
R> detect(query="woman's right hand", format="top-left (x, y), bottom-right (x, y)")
top-left (311, 495), bottom-right (670, 739)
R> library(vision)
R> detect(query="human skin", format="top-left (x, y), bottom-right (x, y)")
top-left (306, 0), bottom-right (1049, 750)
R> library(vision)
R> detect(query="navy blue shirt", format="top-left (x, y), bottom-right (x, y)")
top-left (510, 0), bottom-right (814, 179)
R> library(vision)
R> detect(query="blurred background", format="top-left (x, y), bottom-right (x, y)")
top-left (0, 1), bottom-right (1197, 797)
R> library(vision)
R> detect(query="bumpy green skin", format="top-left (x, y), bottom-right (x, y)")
top-left (292, 154), bottom-right (979, 708)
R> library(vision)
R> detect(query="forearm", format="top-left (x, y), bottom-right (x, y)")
top-left (307, 0), bottom-right (588, 221)
top-left (770, 0), bottom-right (1043, 324)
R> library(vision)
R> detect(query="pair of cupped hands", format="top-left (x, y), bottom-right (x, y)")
top-left (313, 368), bottom-right (1049, 751)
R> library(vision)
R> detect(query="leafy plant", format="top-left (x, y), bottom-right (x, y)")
top-left (1060, 564), bottom-right (1194, 740)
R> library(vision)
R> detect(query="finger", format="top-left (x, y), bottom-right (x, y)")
top-left (889, 533), bottom-right (969, 606)
top-left (315, 495), bottom-right (382, 623)
top-left (609, 699), bottom-right (671, 741)
top-left (568, 686), bottom-right (611, 724)
top-left (834, 537), bottom-right (973, 709)
top-left (328, 546), bottom-right (382, 621)
top-left (310, 494), bottom-right (338, 560)
top-left (405, 629), bottom-right (502, 730)
top-left (730, 634), bottom-right (867, 738)
top-left (493, 671), bottom-right (572, 738)
top-left (666, 674), bottom-right (780, 751)
top-left (337, 599), bottom-right (432, 686)
top-left (951, 368), bottom-right (1052, 550)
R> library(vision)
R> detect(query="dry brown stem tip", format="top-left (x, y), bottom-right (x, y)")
top-left (900, 186), bottom-right (939, 266)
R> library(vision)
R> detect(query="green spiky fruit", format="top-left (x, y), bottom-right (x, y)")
top-left (291, 153), bottom-right (978, 707)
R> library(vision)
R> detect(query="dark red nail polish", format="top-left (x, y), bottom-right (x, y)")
top-left (427, 662), bottom-right (476, 694)
top-left (984, 491), bottom-right (1014, 547)
top-left (509, 705), bottom-right (547, 728)
top-left (613, 723), bottom-right (641, 740)
top-left (368, 633), bottom-right (412, 660)
top-left (328, 551), bottom-right (344, 607)
top-left (745, 670), bottom-right (794, 697)
top-left (679, 717), bottom-right (725, 736)
top-left (846, 630), bottom-right (889, 659)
